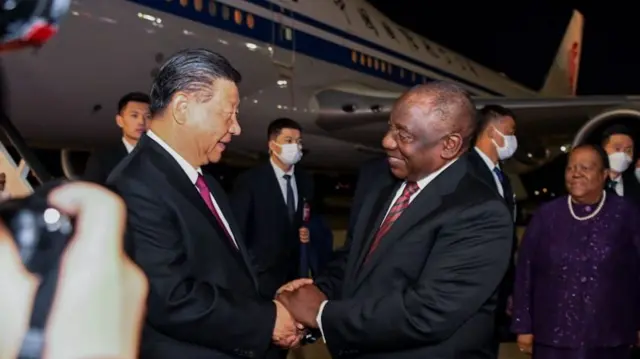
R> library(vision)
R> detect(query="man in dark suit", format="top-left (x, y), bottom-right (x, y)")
top-left (106, 49), bottom-right (301, 359)
top-left (277, 82), bottom-right (513, 358)
top-left (467, 104), bottom-right (519, 354)
top-left (84, 92), bottom-right (150, 183)
top-left (230, 118), bottom-right (314, 299)
top-left (601, 124), bottom-right (640, 205)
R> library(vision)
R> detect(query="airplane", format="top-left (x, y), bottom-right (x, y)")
top-left (2, 0), bottom-right (640, 198)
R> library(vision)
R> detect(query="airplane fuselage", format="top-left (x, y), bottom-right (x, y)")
top-left (0, 0), bottom-right (567, 170)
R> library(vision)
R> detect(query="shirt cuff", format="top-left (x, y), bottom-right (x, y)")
top-left (316, 300), bottom-right (328, 343)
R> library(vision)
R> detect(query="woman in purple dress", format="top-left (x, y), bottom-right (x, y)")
top-left (511, 144), bottom-right (640, 359)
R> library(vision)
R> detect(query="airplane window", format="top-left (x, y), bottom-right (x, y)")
top-left (397, 27), bottom-right (419, 51)
top-left (381, 21), bottom-right (398, 41)
top-left (358, 8), bottom-right (379, 37)
top-left (421, 40), bottom-right (440, 58)
top-left (333, 0), bottom-right (351, 24)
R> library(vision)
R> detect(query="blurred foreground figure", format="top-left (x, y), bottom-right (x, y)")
top-left (512, 144), bottom-right (640, 359)
top-left (0, 182), bottom-right (148, 359)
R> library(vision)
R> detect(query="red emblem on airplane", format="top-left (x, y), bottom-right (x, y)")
top-left (567, 42), bottom-right (579, 94)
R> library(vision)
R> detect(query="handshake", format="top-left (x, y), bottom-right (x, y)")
top-left (271, 278), bottom-right (327, 348)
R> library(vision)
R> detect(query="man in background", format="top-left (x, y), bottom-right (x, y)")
top-left (601, 124), bottom-right (640, 205)
top-left (231, 118), bottom-right (314, 301)
top-left (84, 92), bottom-right (150, 183)
top-left (468, 104), bottom-right (519, 355)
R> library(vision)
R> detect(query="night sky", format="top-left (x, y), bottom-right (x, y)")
top-left (368, 1), bottom-right (635, 95)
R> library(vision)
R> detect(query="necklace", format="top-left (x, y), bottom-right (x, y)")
top-left (567, 190), bottom-right (606, 221)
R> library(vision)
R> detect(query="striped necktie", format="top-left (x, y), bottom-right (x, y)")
top-left (364, 182), bottom-right (419, 262)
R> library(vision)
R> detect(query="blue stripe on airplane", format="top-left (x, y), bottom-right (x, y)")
top-left (128, 0), bottom-right (504, 96)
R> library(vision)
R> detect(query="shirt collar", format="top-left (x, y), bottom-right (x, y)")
top-left (270, 157), bottom-right (294, 179)
top-left (146, 130), bottom-right (202, 184)
top-left (474, 147), bottom-right (498, 171)
top-left (414, 158), bottom-right (458, 190)
top-left (122, 137), bottom-right (135, 153)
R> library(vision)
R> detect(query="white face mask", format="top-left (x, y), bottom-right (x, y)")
top-left (273, 142), bottom-right (302, 166)
top-left (635, 168), bottom-right (640, 182)
top-left (608, 152), bottom-right (632, 173)
top-left (492, 127), bottom-right (518, 160)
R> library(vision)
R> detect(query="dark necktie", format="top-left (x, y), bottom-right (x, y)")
top-left (493, 167), bottom-right (505, 183)
top-left (283, 174), bottom-right (296, 221)
top-left (195, 174), bottom-right (237, 249)
top-left (365, 182), bottom-right (419, 262)
top-left (607, 180), bottom-right (618, 192)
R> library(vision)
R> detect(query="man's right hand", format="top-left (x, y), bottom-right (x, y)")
top-left (272, 300), bottom-right (303, 348)
top-left (517, 334), bottom-right (534, 355)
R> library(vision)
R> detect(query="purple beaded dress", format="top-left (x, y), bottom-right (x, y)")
top-left (511, 194), bottom-right (640, 359)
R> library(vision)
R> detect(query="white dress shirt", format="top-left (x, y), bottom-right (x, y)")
top-left (474, 147), bottom-right (504, 198)
top-left (270, 158), bottom-right (298, 210)
top-left (122, 137), bottom-right (135, 153)
top-left (316, 158), bottom-right (458, 342)
top-left (146, 130), bottom-right (238, 248)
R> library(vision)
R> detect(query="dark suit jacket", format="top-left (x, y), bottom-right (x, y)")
top-left (230, 161), bottom-right (314, 298)
top-left (106, 134), bottom-right (278, 359)
top-left (84, 142), bottom-right (128, 184)
top-left (348, 157), bottom-right (395, 237)
top-left (467, 150), bottom-right (518, 343)
top-left (314, 155), bottom-right (513, 359)
top-left (621, 170), bottom-right (640, 206)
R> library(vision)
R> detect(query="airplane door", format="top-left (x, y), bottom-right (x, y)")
top-left (269, 0), bottom-right (296, 69)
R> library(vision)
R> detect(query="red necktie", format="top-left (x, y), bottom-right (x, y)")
top-left (195, 174), bottom-right (237, 249)
top-left (365, 182), bottom-right (419, 262)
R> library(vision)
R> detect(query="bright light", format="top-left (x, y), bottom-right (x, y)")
top-left (138, 13), bottom-right (158, 22)
top-left (560, 145), bottom-right (567, 152)
top-left (43, 208), bottom-right (61, 224)
top-left (534, 190), bottom-right (540, 196)
top-left (277, 79), bottom-right (287, 87)
top-left (542, 188), bottom-right (548, 193)
top-left (527, 153), bottom-right (533, 158)
top-left (245, 43), bottom-right (258, 50)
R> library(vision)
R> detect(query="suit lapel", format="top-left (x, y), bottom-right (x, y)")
top-left (294, 169), bottom-right (309, 224)
top-left (204, 174), bottom-right (259, 288)
top-left (142, 136), bottom-right (240, 248)
top-left (262, 163), bottom-right (292, 220)
top-left (343, 181), bottom-right (399, 293)
top-left (352, 158), bottom-right (468, 292)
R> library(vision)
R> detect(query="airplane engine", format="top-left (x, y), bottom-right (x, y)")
top-left (572, 106), bottom-right (640, 147)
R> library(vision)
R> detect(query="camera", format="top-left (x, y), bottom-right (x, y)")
top-left (0, 193), bottom-right (73, 276)
top-left (0, 182), bottom-right (75, 359)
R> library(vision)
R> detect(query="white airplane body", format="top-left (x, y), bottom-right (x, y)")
top-left (2, 0), bottom-right (640, 186)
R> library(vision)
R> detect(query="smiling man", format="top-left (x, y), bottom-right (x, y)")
top-left (276, 82), bottom-right (513, 359)
top-left (107, 49), bottom-right (302, 359)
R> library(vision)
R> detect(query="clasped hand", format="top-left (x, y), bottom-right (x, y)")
top-left (271, 278), bottom-right (327, 348)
